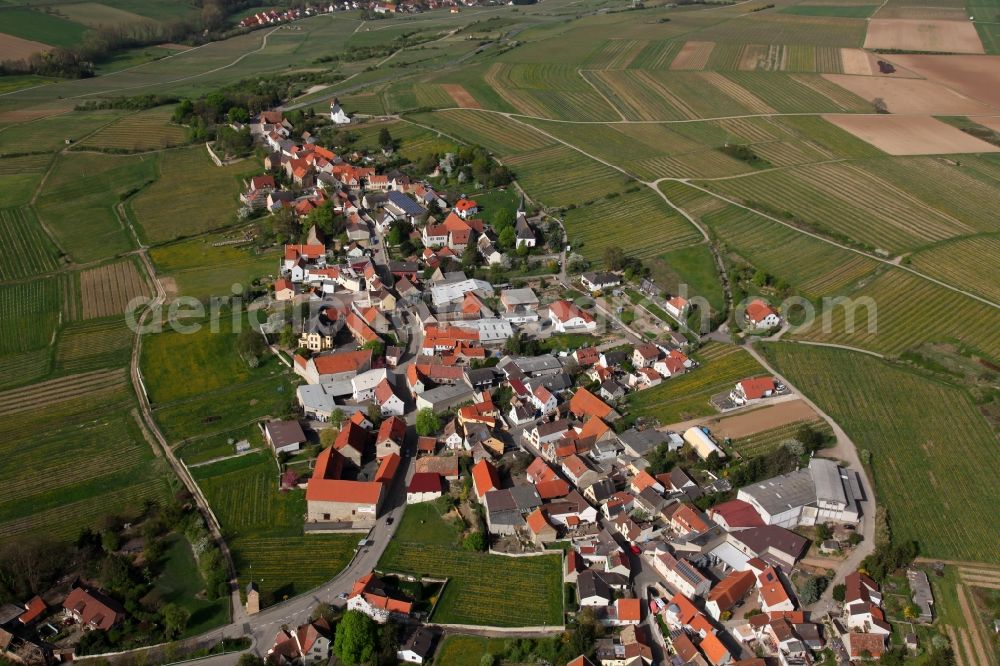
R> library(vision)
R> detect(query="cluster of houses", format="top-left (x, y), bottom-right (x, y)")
top-left (0, 583), bottom-right (127, 664)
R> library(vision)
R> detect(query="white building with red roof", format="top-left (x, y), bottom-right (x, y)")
top-left (745, 299), bottom-right (781, 329)
top-left (731, 377), bottom-right (777, 405)
top-left (548, 300), bottom-right (597, 333)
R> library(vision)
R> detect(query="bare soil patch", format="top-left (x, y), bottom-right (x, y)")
top-left (670, 41), bottom-right (715, 70)
top-left (660, 398), bottom-right (818, 438)
top-left (0, 33), bottom-right (51, 60)
top-left (822, 73), bottom-right (996, 113)
top-left (885, 54), bottom-right (1000, 108)
top-left (824, 114), bottom-right (1000, 154)
top-left (440, 83), bottom-right (482, 109)
top-left (864, 19), bottom-right (984, 53)
top-left (711, 399), bottom-right (819, 439)
top-left (839, 48), bottom-right (874, 75)
top-left (969, 116), bottom-right (1000, 133)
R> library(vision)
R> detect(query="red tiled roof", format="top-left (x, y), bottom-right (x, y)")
top-left (526, 508), bottom-right (554, 535)
top-left (746, 299), bottom-right (778, 324)
top-left (472, 459), bottom-right (500, 497)
top-left (455, 198), bottom-right (477, 211)
top-left (377, 415), bottom-right (406, 444)
top-left (374, 453), bottom-right (400, 483)
top-left (312, 350), bottom-right (372, 376)
top-left (701, 631), bottom-right (730, 666)
top-left (569, 387), bottom-right (613, 420)
top-left (549, 299), bottom-right (594, 325)
top-left (62, 587), bottom-right (123, 631)
top-left (336, 421), bottom-right (371, 456)
top-left (616, 598), bottom-right (642, 622)
top-left (408, 472), bottom-right (443, 494)
top-left (739, 376), bottom-right (776, 400)
top-left (709, 499), bottom-right (765, 528)
top-left (18, 596), bottom-right (46, 625)
top-left (708, 569), bottom-right (756, 611)
top-left (535, 478), bottom-right (571, 499)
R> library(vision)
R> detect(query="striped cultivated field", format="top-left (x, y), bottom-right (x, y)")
top-left (909, 235), bottom-right (1000, 304)
top-left (78, 106), bottom-right (188, 152)
top-left (55, 317), bottom-right (133, 375)
top-left (409, 110), bottom-right (555, 156)
top-left (699, 162), bottom-right (979, 253)
top-left (0, 206), bottom-right (61, 279)
top-left (0, 348), bottom-right (50, 391)
top-left (585, 39), bottom-right (648, 69)
top-left (505, 144), bottom-right (627, 207)
top-left (790, 268), bottom-right (1000, 358)
top-left (764, 343), bottom-right (1000, 563)
top-left (731, 418), bottom-right (832, 458)
top-left (80, 259), bottom-right (150, 319)
top-left (231, 534), bottom-right (357, 600)
top-left (683, 193), bottom-right (880, 298)
top-left (0, 368), bottom-right (128, 418)
top-left (687, 14), bottom-right (867, 47)
top-left (564, 188), bottom-right (702, 261)
top-left (723, 72), bottom-right (869, 113)
top-left (484, 63), bottom-right (616, 121)
top-left (630, 40), bottom-right (683, 69)
top-left (0, 274), bottom-right (69, 355)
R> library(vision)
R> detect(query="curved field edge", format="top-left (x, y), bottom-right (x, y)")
top-left (760, 342), bottom-right (1000, 564)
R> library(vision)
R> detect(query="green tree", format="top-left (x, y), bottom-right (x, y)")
top-left (415, 408), bottom-right (441, 437)
top-left (493, 208), bottom-right (515, 232)
top-left (101, 529), bottom-right (120, 553)
top-left (362, 339), bottom-right (385, 357)
top-left (463, 532), bottom-right (487, 551)
top-left (237, 327), bottom-right (266, 366)
top-left (498, 226), bottom-right (516, 250)
top-left (603, 246), bottom-right (625, 271)
top-left (236, 654), bottom-right (264, 666)
top-left (832, 583), bottom-right (846, 602)
top-left (331, 409), bottom-right (346, 428)
top-left (161, 603), bottom-right (191, 639)
top-left (333, 610), bottom-right (378, 665)
top-left (378, 127), bottom-right (393, 151)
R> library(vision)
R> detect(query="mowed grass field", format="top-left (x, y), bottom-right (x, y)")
top-left (150, 232), bottom-right (281, 301)
top-left (763, 343), bottom-right (1000, 563)
top-left (192, 452), bottom-right (356, 604)
top-left (628, 342), bottom-right (766, 425)
top-left (0, 7), bottom-right (90, 48)
top-left (378, 503), bottom-right (563, 627)
top-left (0, 154), bottom-right (52, 207)
top-left (129, 145), bottom-right (259, 244)
top-left (36, 152), bottom-right (157, 263)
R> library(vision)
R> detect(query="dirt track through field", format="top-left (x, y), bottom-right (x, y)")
top-left (948, 625), bottom-right (972, 666)
top-left (956, 583), bottom-right (992, 666)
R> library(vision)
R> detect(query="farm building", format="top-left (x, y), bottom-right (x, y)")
top-left (306, 447), bottom-right (385, 527)
top-left (264, 420), bottom-right (307, 455)
top-left (407, 473), bottom-right (443, 503)
top-left (683, 427), bottom-right (726, 460)
top-left (737, 458), bottom-right (862, 528)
